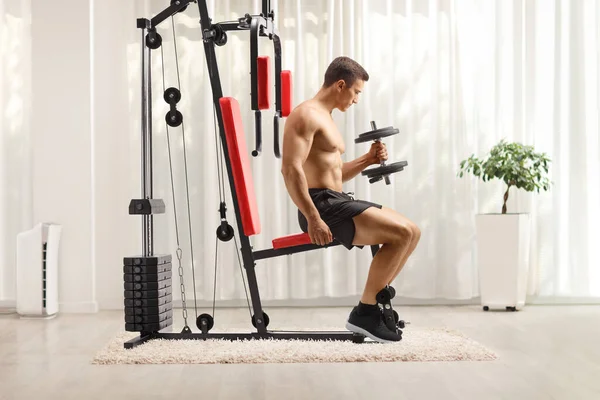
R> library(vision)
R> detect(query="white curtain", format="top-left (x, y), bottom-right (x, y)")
top-left (2, 1), bottom-right (597, 311)
top-left (0, 0), bottom-right (31, 304)
top-left (121, 0), bottom-right (600, 305)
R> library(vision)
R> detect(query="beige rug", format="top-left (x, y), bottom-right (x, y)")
top-left (92, 327), bottom-right (497, 364)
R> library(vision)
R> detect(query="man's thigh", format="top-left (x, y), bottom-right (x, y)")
top-left (352, 206), bottom-right (416, 246)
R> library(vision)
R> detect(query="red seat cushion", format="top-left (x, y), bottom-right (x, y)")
top-left (219, 97), bottom-right (261, 237)
top-left (257, 56), bottom-right (271, 110)
top-left (272, 233), bottom-right (312, 249)
top-left (281, 70), bottom-right (292, 117)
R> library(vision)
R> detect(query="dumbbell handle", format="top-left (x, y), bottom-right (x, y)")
top-left (370, 121), bottom-right (391, 185)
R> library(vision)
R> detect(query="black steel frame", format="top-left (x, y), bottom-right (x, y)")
top-left (125, 0), bottom-right (376, 349)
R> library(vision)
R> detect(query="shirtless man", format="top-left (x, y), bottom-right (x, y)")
top-left (280, 56), bottom-right (421, 343)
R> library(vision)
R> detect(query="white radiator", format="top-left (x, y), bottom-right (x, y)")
top-left (16, 223), bottom-right (62, 318)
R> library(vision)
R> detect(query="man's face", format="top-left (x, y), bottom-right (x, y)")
top-left (336, 79), bottom-right (364, 112)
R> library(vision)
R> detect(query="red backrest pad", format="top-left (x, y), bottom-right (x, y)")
top-left (219, 97), bottom-right (261, 237)
top-left (257, 56), bottom-right (271, 110)
top-left (281, 70), bottom-right (292, 117)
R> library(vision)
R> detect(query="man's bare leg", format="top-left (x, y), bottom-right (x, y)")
top-left (351, 207), bottom-right (415, 305)
top-left (375, 207), bottom-right (421, 285)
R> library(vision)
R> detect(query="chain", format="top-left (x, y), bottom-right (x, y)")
top-left (176, 247), bottom-right (188, 327)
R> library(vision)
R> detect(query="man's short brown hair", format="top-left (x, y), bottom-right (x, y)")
top-left (323, 56), bottom-right (369, 88)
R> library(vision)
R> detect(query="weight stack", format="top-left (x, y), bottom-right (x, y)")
top-left (123, 255), bottom-right (173, 332)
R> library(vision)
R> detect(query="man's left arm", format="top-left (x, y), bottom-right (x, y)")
top-left (341, 142), bottom-right (388, 183)
top-left (342, 154), bottom-right (374, 183)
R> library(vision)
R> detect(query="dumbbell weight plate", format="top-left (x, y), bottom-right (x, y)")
top-left (355, 127), bottom-right (399, 143)
top-left (362, 161), bottom-right (408, 178)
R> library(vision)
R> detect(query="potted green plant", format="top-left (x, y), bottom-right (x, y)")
top-left (458, 140), bottom-right (551, 311)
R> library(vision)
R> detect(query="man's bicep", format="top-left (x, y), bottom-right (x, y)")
top-left (281, 115), bottom-right (314, 169)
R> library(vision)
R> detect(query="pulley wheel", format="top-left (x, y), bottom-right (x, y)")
top-left (211, 24), bottom-right (228, 46)
top-left (145, 31), bottom-right (162, 50)
top-left (196, 313), bottom-right (214, 332)
top-left (251, 312), bottom-right (270, 328)
top-left (171, 0), bottom-right (188, 13)
top-left (164, 87), bottom-right (181, 104)
top-left (216, 224), bottom-right (234, 242)
top-left (166, 110), bottom-right (183, 127)
top-left (215, 31), bottom-right (228, 46)
top-left (354, 126), bottom-right (399, 143)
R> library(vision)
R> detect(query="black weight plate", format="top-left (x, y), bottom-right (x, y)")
top-left (125, 310), bottom-right (173, 324)
top-left (123, 262), bottom-right (172, 275)
top-left (124, 303), bottom-right (172, 316)
top-left (124, 286), bottom-right (172, 300)
top-left (124, 254), bottom-right (172, 266)
top-left (123, 271), bottom-right (171, 283)
top-left (124, 278), bottom-right (171, 291)
top-left (124, 294), bottom-right (172, 308)
top-left (355, 127), bottom-right (399, 143)
top-left (361, 161), bottom-right (408, 177)
top-left (125, 317), bottom-right (172, 333)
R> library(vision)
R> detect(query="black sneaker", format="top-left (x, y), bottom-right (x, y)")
top-left (345, 306), bottom-right (402, 343)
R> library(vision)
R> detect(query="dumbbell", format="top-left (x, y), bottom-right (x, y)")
top-left (355, 121), bottom-right (407, 184)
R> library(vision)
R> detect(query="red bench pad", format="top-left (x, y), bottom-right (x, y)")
top-left (257, 56), bottom-right (271, 110)
top-left (272, 233), bottom-right (312, 249)
top-left (219, 97), bottom-right (261, 237)
top-left (281, 70), bottom-right (292, 117)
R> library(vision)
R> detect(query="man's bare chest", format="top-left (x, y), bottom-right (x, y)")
top-left (314, 120), bottom-right (345, 154)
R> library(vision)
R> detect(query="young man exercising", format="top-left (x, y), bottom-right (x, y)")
top-left (280, 56), bottom-right (421, 343)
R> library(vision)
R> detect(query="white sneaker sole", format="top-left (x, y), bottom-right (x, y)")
top-left (345, 322), bottom-right (400, 344)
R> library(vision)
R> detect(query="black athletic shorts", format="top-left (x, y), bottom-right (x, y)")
top-left (298, 188), bottom-right (382, 250)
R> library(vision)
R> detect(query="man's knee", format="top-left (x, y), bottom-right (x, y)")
top-left (409, 221), bottom-right (421, 244)
top-left (389, 222), bottom-right (413, 245)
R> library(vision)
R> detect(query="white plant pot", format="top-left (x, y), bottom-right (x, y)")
top-left (476, 213), bottom-right (530, 311)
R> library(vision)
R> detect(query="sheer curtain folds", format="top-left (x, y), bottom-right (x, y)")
top-left (0, 0), bottom-right (31, 305)
top-left (122, 0), bottom-right (600, 306)
top-left (3, 0), bottom-right (596, 309)
top-left (0, 0), bottom-right (600, 307)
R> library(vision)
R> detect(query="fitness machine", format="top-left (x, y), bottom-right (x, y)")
top-left (124, 0), bottom-right (406, 349)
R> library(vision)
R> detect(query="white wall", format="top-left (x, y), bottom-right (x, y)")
top-left (28, 0), bottom-right (175, 312)
top-left (31, 0), bottom-right (97, 312)
top-left (92, 0), bottom-right (141, 310)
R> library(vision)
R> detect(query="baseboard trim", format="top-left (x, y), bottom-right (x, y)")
top-left (527, 295), bottom-right (600, 305)
top-left (98, 295), bottom-right (600, 311)
top-left (98, 296), bottom-right (480, 310)
top-left (59, 301), bottom-right (99, 313)
top-left (0, 300), bottom-right (16, 314)
top-left (168, 296), bottom-right (481, 309)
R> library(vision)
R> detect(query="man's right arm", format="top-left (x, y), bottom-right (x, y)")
top-left (280, 108), bottom-right (320, 220)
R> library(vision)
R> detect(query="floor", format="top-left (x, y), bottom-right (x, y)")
top-left (0, 305), bottom-right (599, 400)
